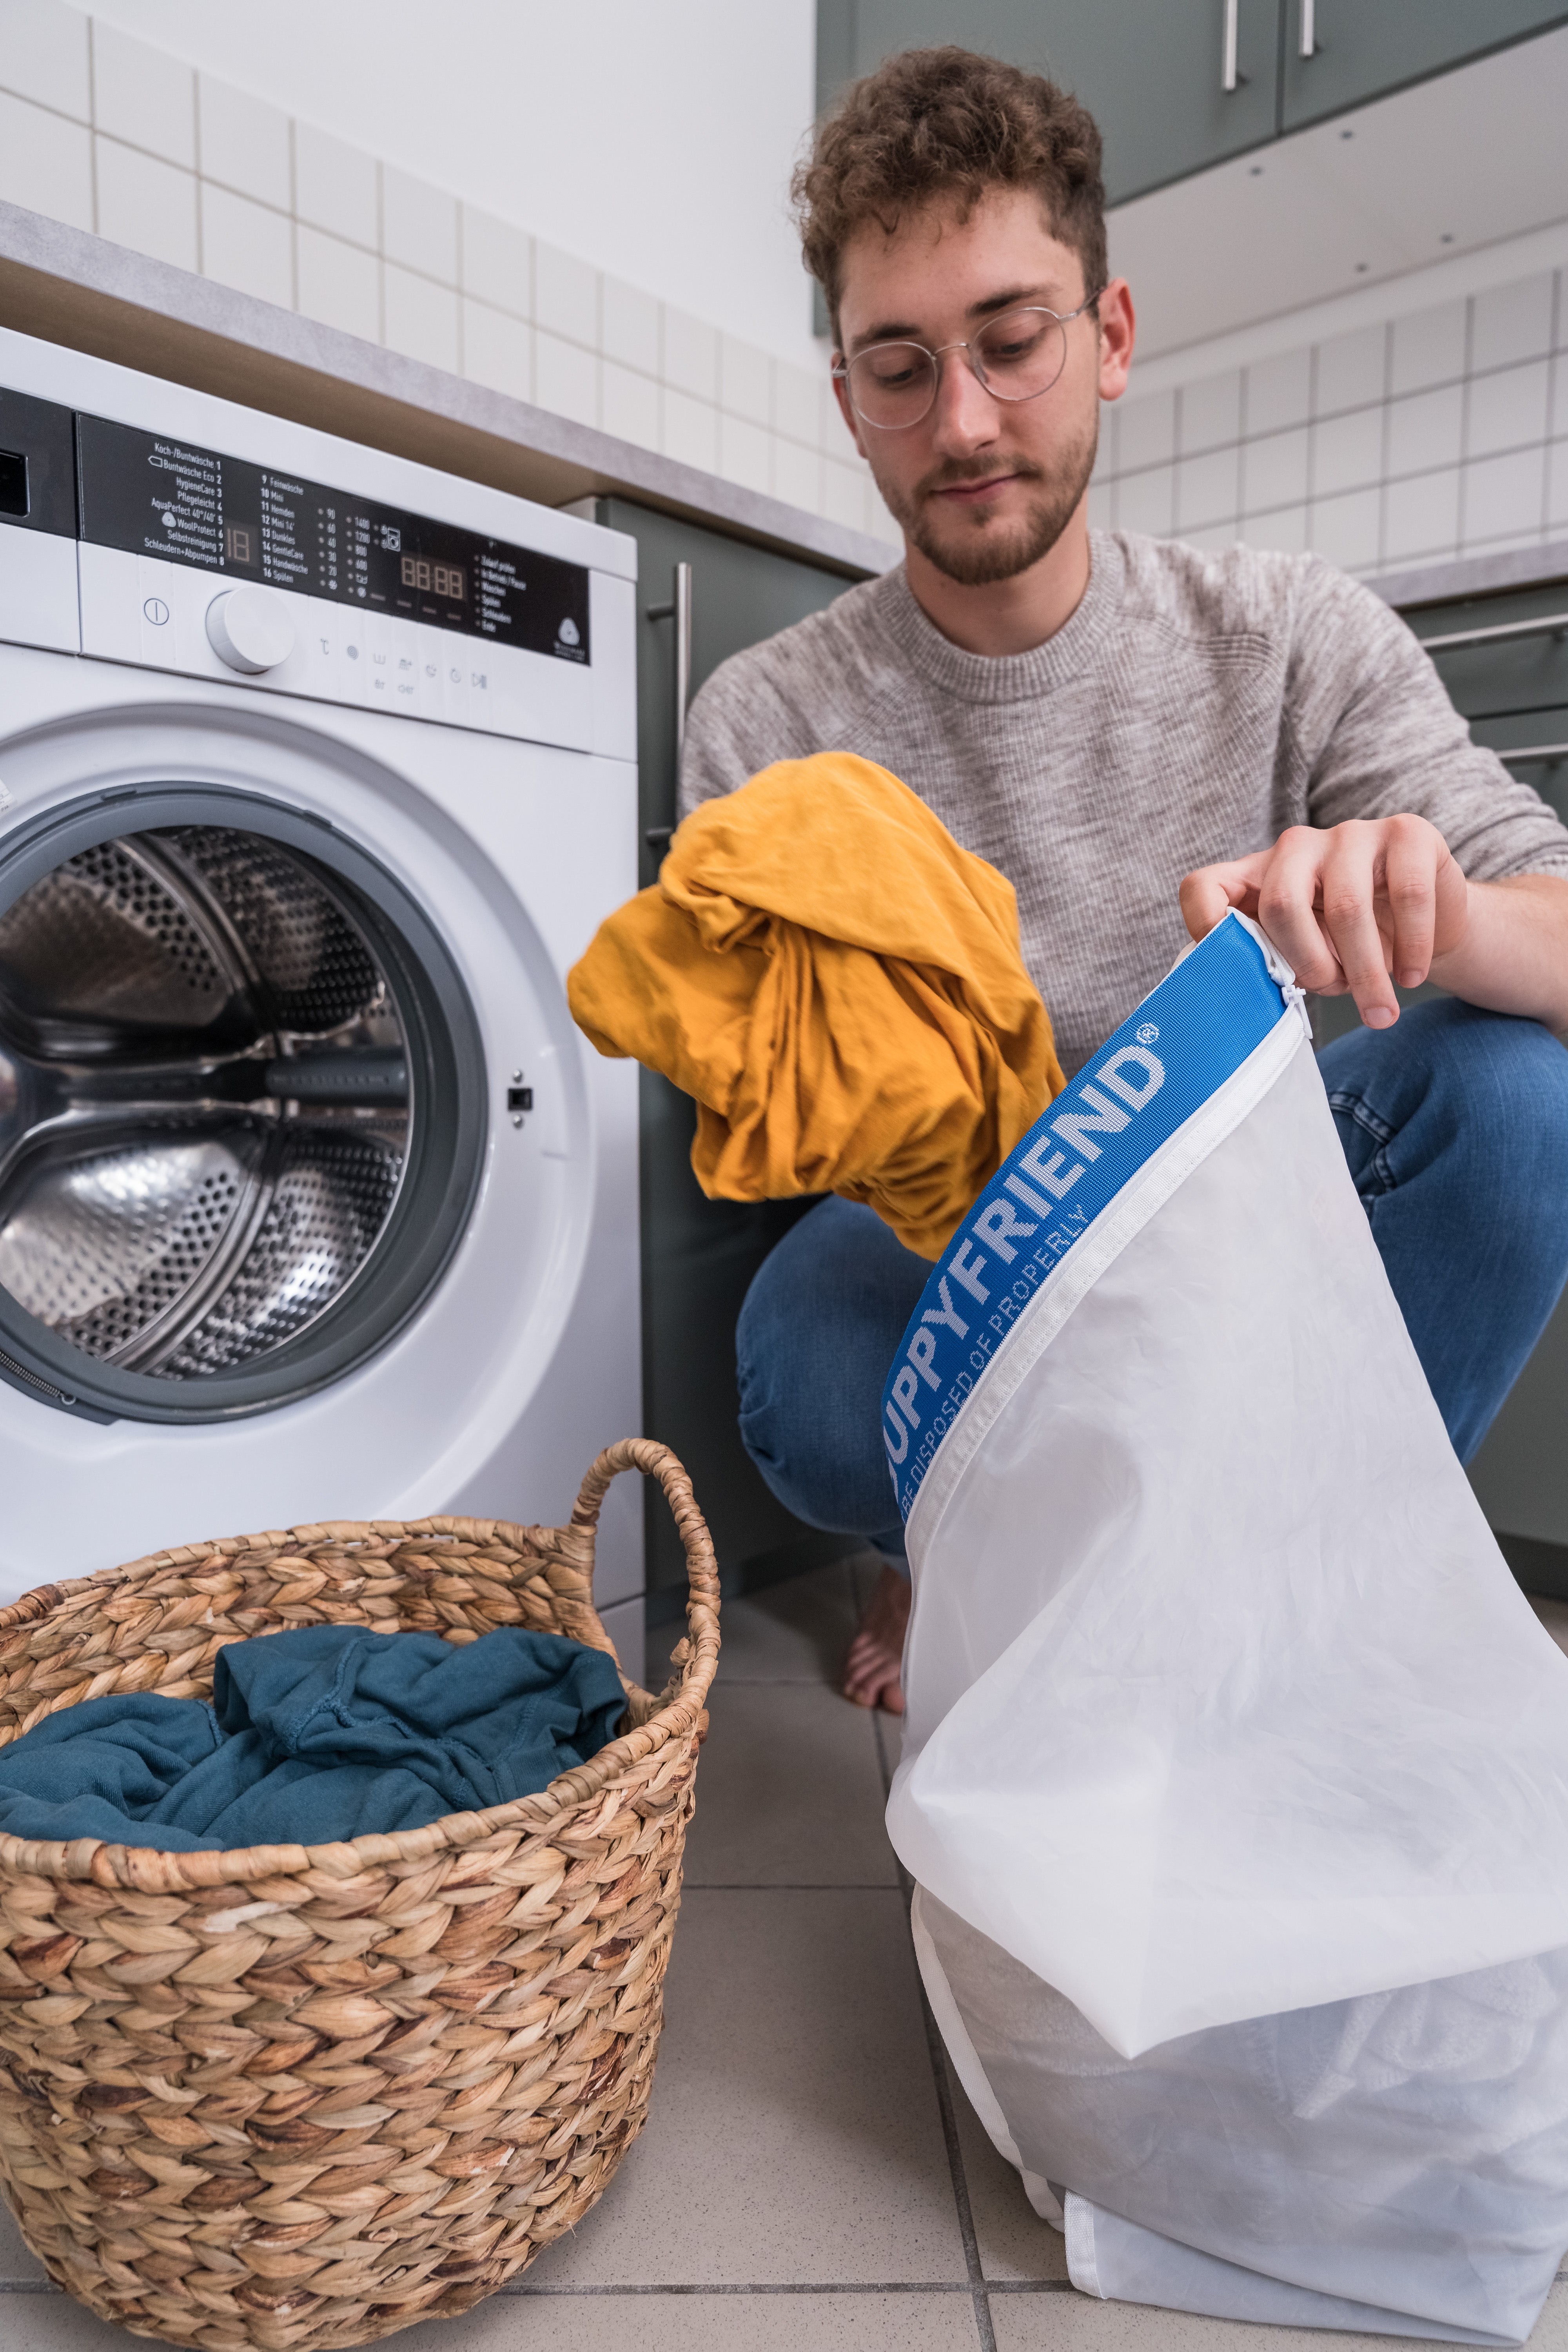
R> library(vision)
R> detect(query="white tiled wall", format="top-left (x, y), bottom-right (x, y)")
top-left (0, 0), bottom-right (901, 549)
top-left (1092, 261), bottom-right (1568, 579)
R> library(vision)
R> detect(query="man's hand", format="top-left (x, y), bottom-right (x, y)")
top-left (1180, 815), bottom-right (1469, 1028)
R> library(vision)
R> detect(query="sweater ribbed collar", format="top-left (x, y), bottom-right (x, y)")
top-left (866, 529), bottom-right (1124, 706)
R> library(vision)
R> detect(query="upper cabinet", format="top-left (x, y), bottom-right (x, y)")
top-left (818, 2), bottom-right (1568, 209)
top-left (833, 0), bottom-right (1278, 205)
top-left (1279, 0), bottom-right (1568, 129)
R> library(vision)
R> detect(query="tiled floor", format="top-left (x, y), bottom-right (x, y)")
top-left (5, 1567), bottom-right (1568, 2349)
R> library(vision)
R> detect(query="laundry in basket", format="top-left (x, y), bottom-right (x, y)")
top-left (881, 910), bottom-right (1568, 2345)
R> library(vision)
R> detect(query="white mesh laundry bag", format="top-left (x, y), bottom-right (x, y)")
top-left (880, 910), bottom-right (1568, 2346)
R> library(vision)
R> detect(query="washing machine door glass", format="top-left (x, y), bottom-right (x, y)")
top-left (0, 791), bottom-right (484, 1422)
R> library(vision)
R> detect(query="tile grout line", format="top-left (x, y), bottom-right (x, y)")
top-left (502, 2279), bottom-right (1077, 2296)
top-left (872, 1705), bottom-right (1000, 2352)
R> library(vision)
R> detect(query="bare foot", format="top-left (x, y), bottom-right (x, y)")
top-left (841, 1563), bottom-right (911, 1713)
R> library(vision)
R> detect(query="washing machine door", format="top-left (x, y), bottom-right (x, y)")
top-left (0, 786), bottom-right (485, 1421)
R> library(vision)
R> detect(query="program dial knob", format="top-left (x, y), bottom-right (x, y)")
top-left (205, 585), bottom-right (294, 674)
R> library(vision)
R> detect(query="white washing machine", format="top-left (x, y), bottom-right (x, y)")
top-left (0, 327), bottom-right (644, 1674)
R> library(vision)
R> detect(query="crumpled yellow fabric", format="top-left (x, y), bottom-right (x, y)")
top-left (567, 753), bottom-right (1065, 1259)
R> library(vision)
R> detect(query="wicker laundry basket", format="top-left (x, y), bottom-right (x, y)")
top-left (0, 1437), bottom-right (719, 2352)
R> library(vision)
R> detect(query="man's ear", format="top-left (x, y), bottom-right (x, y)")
top-left (830, 360), bottom-right (870, 462)
top-left (1096, 279), bottom-right (1136, 403)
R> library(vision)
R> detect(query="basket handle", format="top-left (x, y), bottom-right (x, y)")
top-left (572, 1439), bottom-right (720, 1702)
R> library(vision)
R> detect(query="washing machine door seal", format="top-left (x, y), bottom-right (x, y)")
top-left (0, 784), bottom-right (485, 1423)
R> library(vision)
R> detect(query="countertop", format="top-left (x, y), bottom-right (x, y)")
top-left (0, 198), bottom-right (896, 583)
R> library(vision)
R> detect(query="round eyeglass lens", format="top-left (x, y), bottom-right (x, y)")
top-left (846, 307), bottom-right (1071, 428)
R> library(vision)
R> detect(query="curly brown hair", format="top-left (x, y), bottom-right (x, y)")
top-left (794, 47), bottom-right (1107, 340)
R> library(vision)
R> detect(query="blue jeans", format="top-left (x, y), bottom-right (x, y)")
top-left (735, 1001), bottom-right (1568, 1567)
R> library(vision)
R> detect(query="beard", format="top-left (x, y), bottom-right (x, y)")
top-left (875, 411), bottom-right (1100, 587)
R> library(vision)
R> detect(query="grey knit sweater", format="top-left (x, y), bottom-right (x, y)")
top-left (679, 532), bottom-right (1568, 1074)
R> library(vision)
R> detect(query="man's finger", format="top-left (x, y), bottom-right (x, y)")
top-left (1254, 829), bottom-right (1345, 993)
top-left (1381, 814), bottom-right (1439, 989)
top-left (1318, 825), bottom-right (1399, 1027)
top-left (1178, 855), bottom-right (1263, 942)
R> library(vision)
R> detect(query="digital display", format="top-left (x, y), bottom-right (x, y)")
top-left (75, 413), bottom-right (590, 662)
top-left (401, 554), bottom-right (465, 601)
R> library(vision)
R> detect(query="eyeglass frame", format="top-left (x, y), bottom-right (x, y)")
top-left (831, 290), bottom-right (1107, 429)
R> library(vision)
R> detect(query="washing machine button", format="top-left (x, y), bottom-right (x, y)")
top-left (206, 585), bottom-right (295, 673)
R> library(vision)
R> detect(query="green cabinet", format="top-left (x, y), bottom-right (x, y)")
top-left (817, 2), bottom-right (1568, 210)
top-left (586, 498), bottom-right (867, 1601)
top-left (828, 0), bottom-right (1278, 206)
top-left (1280, 0), bottom-right (1568, 129)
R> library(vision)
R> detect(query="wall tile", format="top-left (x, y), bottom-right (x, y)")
top-left (383, 261), bottom-right (457, 373)
top-left (296, 224), bottom-right (379, 342)
top-left (1313, 405), bottom-right (1383, 497)
top-left (461, 300), bottom-right (531, 401)
top-left (1467, 360), bottom-right (1550, 459)
top-left (1178, 368), bottom-right (1241, 455)
top-left (1552, 359), bottom-right (1568, 443)
top-left (720, 334), bottom-right (771, 428)
top-left (1240, 505), bottom-right (1308, 554)
top-left (773, 361), bottom-right (821, 448)
top-left (294, 123), bottom-right (378, 249)
top-left (664, 309), bottom-right (718, 402)
top-left (1116, 388), bottom-right (1175, 471)
top-left (200, 183), bottom-right (291, 308)
top-left (662, 387), bottom-right (718, 473)
top-left (1315, 324), bottom-right (1385, 416)
top-left (772, 437), bottom-right (821, 515)
top-left (1472, 273), bottom-right (1555, 372)
top-left (1548, 443), bottom-right (1568, 532)
top-left (382, 167), bottom-right (457, 285)
top-left (1463, 446), bottom-right (1546, 543)
top-left (1086, 482), bottom-right (1113, 532)
top-left (602, 276), bottom-right (659, 376)
top-left (1176, 446), bottom-right (1238, 531)
top-left (1094, 404), bottom-right (1119, 477)
top-left (1387, 384), bottom-right (1463, 479)
top-left (92, 20), bottom-right (193, 168)
top-left (95, 138), bottom-right (197, 271)
top-left (197, 77), bottom-right (289, 210)
top-left (1390, 299), bottom-right (1466, 396)
top-left (534, 327), bottom-right (598, 426)
top-left (1117, 465), bottom-right (1174, 537)
top-left (822, 457), bottom-right (869, 533)
top-left (0, 89), bottom-right (92, 231)
top-left (462, 207), bottom-right (530, 318)
top-left (1185, 521), bottom-right (1241, 552)
top-left (602, 358), bottom-right (659, 450)
top-left (720, 412), bottom-right (772, 495)
top-left (0, 0), bottom-right (90, 119)
top-left (1242, 426), bottom-right (1308, 515)
top-left (1245, 347), bottom-right (1312, 436)
top-left (1384, 468), bottom-right (1460, 564)
top-left (1310, 486), bottom-right (1380, 572)
top-left (535, 241), bottom-right (598, 348)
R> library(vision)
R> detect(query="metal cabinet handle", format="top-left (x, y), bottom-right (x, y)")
top-left (646, 561), bottom-right (693, 767)
top-left (1300, 0), bottom-right (1315, 57)
top-left (1222, 0), bottom-right (1240, 90)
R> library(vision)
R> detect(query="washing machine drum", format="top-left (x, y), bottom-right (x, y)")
top-left (0, 795), bottom-right (484, 1423)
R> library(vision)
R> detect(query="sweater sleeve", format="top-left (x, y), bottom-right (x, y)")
top-left (1290, 561), bottom-right (1568, 880)
top-left (678, 642), bottom-right (827, 817)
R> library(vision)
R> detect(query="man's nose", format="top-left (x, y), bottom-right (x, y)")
top-left (927, 345), bottom-right (998, 452)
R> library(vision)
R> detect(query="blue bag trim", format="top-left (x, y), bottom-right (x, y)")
top-left (881, 916), bottom-right (1293, 1522)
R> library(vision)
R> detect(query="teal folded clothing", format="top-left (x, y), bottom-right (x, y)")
top-left (0, 1622), bottom-right (627, 1852)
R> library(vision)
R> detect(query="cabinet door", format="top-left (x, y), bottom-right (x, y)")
top-left (1281, 1), bottom-right (1568, 129)
top-left (593, 498), bottom-right (866, 1597)
top-left (820, 0), bottom-right (1281, 206)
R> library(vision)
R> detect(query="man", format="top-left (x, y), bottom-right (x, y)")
top-left (679, 47), bottom-right (1568, 1712)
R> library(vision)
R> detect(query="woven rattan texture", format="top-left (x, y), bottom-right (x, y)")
top-left (0, 1439), bottom-right (719, 2351)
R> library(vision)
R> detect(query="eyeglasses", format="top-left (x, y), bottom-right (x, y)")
top-left (833, 294), bottom-right (1104, 430)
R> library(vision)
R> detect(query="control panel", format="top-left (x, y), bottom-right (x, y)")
top-left (0, 377), bottom-right (632, 759)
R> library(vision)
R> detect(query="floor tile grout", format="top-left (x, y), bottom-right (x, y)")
top-left (506, 2279), bottom-right (1072, 2296)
